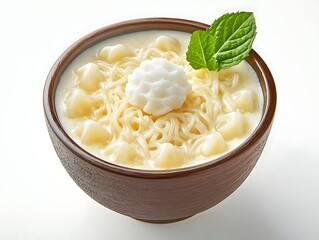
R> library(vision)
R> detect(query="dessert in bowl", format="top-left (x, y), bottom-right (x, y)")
top-left (43, 16), bottom-right (276, 223)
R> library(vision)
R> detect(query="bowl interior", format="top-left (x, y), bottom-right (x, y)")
top-left (43, 18), bottom-right (276, 177)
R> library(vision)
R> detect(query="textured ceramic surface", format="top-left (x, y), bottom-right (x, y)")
top-left (43, 18), bottom-right (277, 223)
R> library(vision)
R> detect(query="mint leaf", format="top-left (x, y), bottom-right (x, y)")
top-left (186, 12), bottom-right (257, 71)
top-left (186, 30), bottom-right (217, 70)
top-left (209, 12), bottom-right (257, 70)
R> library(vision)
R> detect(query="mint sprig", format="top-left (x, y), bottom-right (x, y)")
top-left (186, 12), bottom-right (257, 71)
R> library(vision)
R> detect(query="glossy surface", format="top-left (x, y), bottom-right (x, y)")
top-left (43, 18), bottom-right (276, 223)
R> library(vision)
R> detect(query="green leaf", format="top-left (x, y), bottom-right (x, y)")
top-left (186, 30), bottom-right (217, 70)
top-left (186, 11), bottom-right (257, 71)
top-left (209, 12), bottom-right (257, 70)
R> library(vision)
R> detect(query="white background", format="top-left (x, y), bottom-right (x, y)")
top-left (1, 0), bottom-right (319, 239)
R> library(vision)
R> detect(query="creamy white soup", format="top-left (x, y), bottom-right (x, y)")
top-left (55, 30), bottom-right (263, 170)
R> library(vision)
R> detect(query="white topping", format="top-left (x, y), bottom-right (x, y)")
top-left (125, 58), bottom-right (191, 116)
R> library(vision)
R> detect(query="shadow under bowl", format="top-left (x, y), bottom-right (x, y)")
top-left (43, 18), bottom-right (277, 223)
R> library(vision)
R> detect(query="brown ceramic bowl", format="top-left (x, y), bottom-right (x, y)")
top-left (43, 18), bottom-right (276, 223)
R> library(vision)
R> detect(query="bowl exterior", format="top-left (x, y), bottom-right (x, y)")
top-left (45, 118), bottom-right (271, 223)
top-left (43, 18), bottom-right (276, 223)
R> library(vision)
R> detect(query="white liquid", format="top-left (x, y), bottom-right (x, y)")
top-left (55, 30), bottom-right (263, 170)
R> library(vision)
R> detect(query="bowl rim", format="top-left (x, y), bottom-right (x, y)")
top-left (43, 17), bottom-right (276, 179)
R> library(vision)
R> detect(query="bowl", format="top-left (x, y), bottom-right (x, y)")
top-left (43, 18), bottom-right (276, 223)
